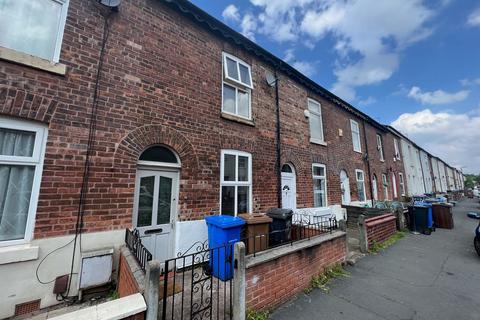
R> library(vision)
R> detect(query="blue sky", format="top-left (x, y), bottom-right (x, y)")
top-left (191, 0), bottom-right (480, 173)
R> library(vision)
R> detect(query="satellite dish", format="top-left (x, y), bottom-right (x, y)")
top-left (99, 0), bottom-right (121, 8)
top-left (265, 70), bottom-right (277, 87)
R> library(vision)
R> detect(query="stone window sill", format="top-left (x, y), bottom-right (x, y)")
top-left (0, 46), bottom-right (67, 75)
top-left (245, 230), bottom-right (346, 269)
top-left (310, 138), bottom-right (327, 146)
top-left (221, 112), bottom-right (255, 126)
top-left (0, 243), bottom-right (39, 265)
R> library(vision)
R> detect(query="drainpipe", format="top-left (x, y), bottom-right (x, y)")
top-left (274, 70), bottom-right (282, 208)
top-left (362, 121), bottom-right (374, 207)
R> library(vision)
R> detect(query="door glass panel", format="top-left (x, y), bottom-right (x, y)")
top-left (221, 186), bottom-right (235, 216)
top-left (157, 176), bottom-right (172, 225)
top-left (237, 186), bottom-right (249, 214)
top-left (137, 176), bottom-right (154, 227)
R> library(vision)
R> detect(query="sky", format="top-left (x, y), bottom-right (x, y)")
top-left (190, 0), bottom-right (480, 174)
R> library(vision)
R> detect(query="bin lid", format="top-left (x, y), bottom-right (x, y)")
top-left (266, 208), bottom-right (293, 220)
top-left (238, 213), bottom-right (272, 224)
top-left (205, 215), bottom-right (245, 229)
top-left (432, 203), bottom-right (452, 207)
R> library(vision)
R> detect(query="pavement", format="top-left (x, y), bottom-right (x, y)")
top-left (272, 198), bottom-right (480, 320)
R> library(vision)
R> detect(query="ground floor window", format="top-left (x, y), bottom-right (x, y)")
top-left (355, 169), bottom-right (366, 202)
top-left (372, 174), bottom-right (378, 200)
top-left (312, 163), bottom-right (327, 207)
top-left (220, 150), bottom-right (252, 216)
top-left (399, 173), bottom-right (405, 196)
top-left (382, 173), bottom-right (388, 200)
top-left (0, 117), bottom-right (47, 244)
top-left (392, 173), bottom-right (398, 198)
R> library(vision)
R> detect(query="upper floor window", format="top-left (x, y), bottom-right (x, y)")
top-left (376, 134), bottom-right (384, 161)
top-left (0, 117), bottom-right (48, 245)
top-left (220, 150), bottom-right (252, 216)
top-left (308, 99), bottom-right (325, 144)
top-left (312, 164), bottom-right (327, 207)
top-left (222, 53), bottom-right (253, 120)
top-left (350, 120), bottom-right (361, 153)
top-left (393, 138), bottom-right (400, 161)
top-left (0, 0), bottom-right (69, 62)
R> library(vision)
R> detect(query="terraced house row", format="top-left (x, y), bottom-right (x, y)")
top-left (0, 0), bottom-right (465, 318)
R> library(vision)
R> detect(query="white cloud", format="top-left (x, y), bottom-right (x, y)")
top-left (407, 86), bottom-right (470, 105)
top-left (391, 109), bottom-right (480, 173)
top-left (467, 8), bottom-right (480, 27)
top-left (460, 78), bottom-right (480, 86)
top-left (358, 96), bottom-right (377, 107)
top-left (222, 4), bottom-right (240, 22)
top-left (240, 14), bottom-right (257, 41)
top-left (283, 49), bottom-right (316, 76)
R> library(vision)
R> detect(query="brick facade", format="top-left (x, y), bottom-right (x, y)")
top-left (118, 251), bottom-right (141, 298)
top-left (365, 214), bottom-right (397, 249)
top-left (245, 234), bottom-right (346, 311)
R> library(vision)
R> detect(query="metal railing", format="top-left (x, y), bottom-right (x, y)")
top-left (241, 214), bottom-right (338, 256)
top-left (125, 228), bottom-right (153, 272)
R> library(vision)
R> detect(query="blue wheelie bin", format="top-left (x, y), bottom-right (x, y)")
top-left (205, 216), bottom-right (245, 281)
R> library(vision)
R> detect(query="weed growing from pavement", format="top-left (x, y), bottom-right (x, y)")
top-left (369, 231), bottom-right (406, 254)
top-left (304, 264), bottom-right (349, 294)
top-left (247, 309), bottom-right (270, 320)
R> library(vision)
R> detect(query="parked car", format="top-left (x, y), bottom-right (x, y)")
top-left (467, 212), bottom-right (480, 256)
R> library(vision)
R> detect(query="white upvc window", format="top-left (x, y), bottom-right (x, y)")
top-left (399, 173), bottom-right (405, 196)
top-left (0, 0), bottom-right (69, 62)
top-left (350, 120), bottom-right (361, 153)
top-left (312, 164), bottom-right (327, 207)
top-left (220, 150), bottom-right (252, 216)
top-left (376, 134), bottom-right (384, 161)
top-left (222, 52), bottom-right (253, 120)
top-left (393, 138), bottom-right (400, 161)
top-left (0, 117), bottom-right (48, 246)
top-left (355, 169), bottom-right (366, 202)
top-left (381, 173), bottom-right (388, 200)
top-left (372, 175), bottom-right (378, 200)
top-left (308, 99), bottom-right (325, 144)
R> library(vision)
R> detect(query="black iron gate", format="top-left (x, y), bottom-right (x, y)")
top-left (159, 241), bottom-right (234, 320)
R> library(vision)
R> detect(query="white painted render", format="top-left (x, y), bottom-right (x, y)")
top-left (430, 158), bottom-right (442, 193)
top-left (446, 166), bottom-right (455, 191)
top-left (419, 150), bottom-right (433, 194)
top-left (438, 161), bottom-right (448, 192)
top-left (400, 139), bottom-right (425, 196)
top-left (0, 230), bottom-right (125, 319)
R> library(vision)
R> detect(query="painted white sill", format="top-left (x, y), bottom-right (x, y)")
top-left (49, 293), bottom-right (146, 320)
top-left (0, 46), bottom-right (66, 75)
top-left (354, 150), bottom-right (363, 154)
top-left (0, 243), bottom-right (39, 265)
top-left (310, 138), bottom-right (327, 146)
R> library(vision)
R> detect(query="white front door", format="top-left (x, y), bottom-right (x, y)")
top-left (133, 169), bottom-right (178, 262)
top-left (281, 171), bottom-right (297, 210)
top-left (340, 170), bottom-right (351, 205)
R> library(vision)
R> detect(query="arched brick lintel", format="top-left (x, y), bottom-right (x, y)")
top-left (113, 124), bottom-right (200, 171)
top-left (0, 86), bottom-right (60, 123)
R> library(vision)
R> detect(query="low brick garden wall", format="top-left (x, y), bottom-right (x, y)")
top-left (365, 214), bottom-right (397, 249)
top-left (245, 232), bottom-right (346, 311)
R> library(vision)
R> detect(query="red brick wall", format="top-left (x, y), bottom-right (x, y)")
top-left (118, 252), bottom-right (140, 298)
top-left (365, 214), bottom-right (397, 248)
top-left (245, 234), bottom-right (346, 311)
top-left (0, 0), bottom-right (406, 241)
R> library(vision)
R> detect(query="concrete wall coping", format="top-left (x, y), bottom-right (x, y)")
top-left (245, 231), bottom-right (346, 269)
top-left (47, 293), bottom-right (146, 320)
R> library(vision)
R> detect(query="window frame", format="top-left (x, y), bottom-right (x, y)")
top-left (222, 53), bottom-right (253, 121)
top-left (376, 134), bottom-right (384, 161)
top-left (355, 169), bottom-right (366, 202)
top-left (350, 120), bottom-right (362, 153)
top-left (399, 173), bottom-right (405, 196)
top-left (308, 98), bottom-right (325, 144)
top-left (312, 163), bottom-right (327, 207)
top-left (0, 0), bottom-right (69, 63)
top-left (392, 173), bottom-right (398, 198)
top-left (0, 117), bottom-right (48, 247)
top-left (219, 150), bottom-right (252, 216)
top-left (393, 138), bottom-right (400, 161)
